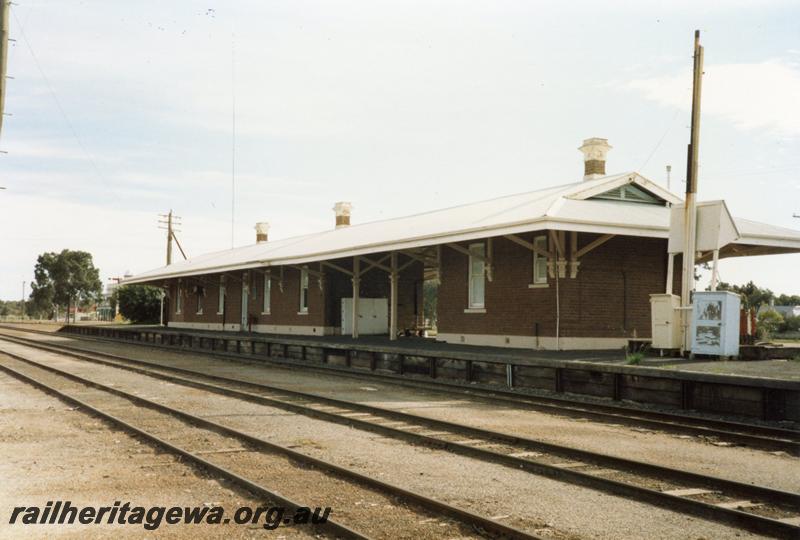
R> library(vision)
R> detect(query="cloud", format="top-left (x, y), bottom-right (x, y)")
top-left (624, 60), bottom-right (800, 135)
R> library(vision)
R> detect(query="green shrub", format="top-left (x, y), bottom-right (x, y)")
top-left (757, 309), bottom-right (784, 341)
top-left (115, 285), bottom-right (163, 324)
top-left (781, 315), bottom-right (800, 333)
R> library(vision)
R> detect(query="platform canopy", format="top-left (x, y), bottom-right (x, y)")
top-left (124, 172), bottom-right (800, 284)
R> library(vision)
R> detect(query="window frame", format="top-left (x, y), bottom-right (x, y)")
top-left (467, 243), bottom-right (486, 309)
top-left (262, 272), bottom-right (271, 314)
top-left (532, 235), bottom-right (549, 285)
top-left (299, 267), bottom-right (309, 314)
top-left (176, 283), bottom-right (183, 314)
top-left (217, 276), bottom-right (225, 315)
top-left (195, 286), bottom-right (204, 315)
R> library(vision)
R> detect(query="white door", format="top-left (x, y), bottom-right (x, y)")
top-left (342, 298), bottom-right (388, 335)
top-left (366, 299), bottom-right (388, 334)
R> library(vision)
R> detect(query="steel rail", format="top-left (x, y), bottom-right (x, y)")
top-left (0, 346), bottom-right (540, 540)
top-left (1, 334), bottom-right (797, 539)
top-left (0, 362), bottom-right (366, 540)
top-left (1, 324), bottom-right (795, 453)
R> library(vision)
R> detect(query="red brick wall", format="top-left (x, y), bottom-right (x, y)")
top-left (437, 233), bottom-right (670, 339)
top-left (250, 267), bottom-right (326, 328)
top-left (166, 256), bottom-right (423, 333)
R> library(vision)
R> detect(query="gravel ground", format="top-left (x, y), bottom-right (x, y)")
top-left (0, 339), bottom-right (783, 539)
top-left (0, 370), bottom-right (318, 540)
top-left (0, 351), bottom-right (481, 540)
top-left (8, 328), bottom-right (794, 493)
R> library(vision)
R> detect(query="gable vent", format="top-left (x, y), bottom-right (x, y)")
top-left (592, 184), bottom-right (664, 205)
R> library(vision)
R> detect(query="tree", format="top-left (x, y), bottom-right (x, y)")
top-left (775, 294), bottom-right (800, 306)
top-left (714, 280), bottom-right (774, 310)
top-left (423, 280), bottom-right (438, 328)
top-left (757, 309), bottom-right (783, 341)
top-left (115, 284), bottom-right (162, 324)
top-left (29, 250), bottom-right (102, 322)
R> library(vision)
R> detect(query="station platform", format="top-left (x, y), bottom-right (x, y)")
top-left (26, 322), bottom-right (799, 423)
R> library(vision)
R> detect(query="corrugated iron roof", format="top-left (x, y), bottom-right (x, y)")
top-left (124, 172), bottom-right (800, 284)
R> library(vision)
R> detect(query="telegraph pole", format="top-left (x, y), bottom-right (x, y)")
top-left (166, 210), bottom-right (173, 265)
top-left (21, 280), bottom-right (25, 320)
top-left (158, 210), bottom-right (183, 266)
top-left (681, 30), bottom-right (704, 353)
top-left (0, 0), bottom-right (10, 140)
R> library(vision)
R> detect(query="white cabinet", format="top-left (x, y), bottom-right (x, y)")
top-left (691, 291), bottom-right (740, 357)
top-left (650, 294), bottom-right (682, 349)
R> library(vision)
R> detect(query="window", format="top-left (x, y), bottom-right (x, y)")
top-left (176, 283), bottom-right (183, 314)
top-left (533, 235), bottom-right (548, 285)
top-left (217, 277), bottom-right (225, 314)
top-left (299, 268), bottom-right (309, 313)
top-left (468, 243), bottom-right (485, 308)
top-left (262, 272), bottom-right (271, 314)
top-left (195, 286), bottom-right (204, 315)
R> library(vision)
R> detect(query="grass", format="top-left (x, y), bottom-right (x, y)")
top-left (625, 351), bottom-right (645, 365)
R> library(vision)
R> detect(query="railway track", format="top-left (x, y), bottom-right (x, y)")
top-left (0, 343), bottom-right (542, 540)
top-left (1, 332), bottom-right (798, 538)
top-left (1, 324), bottom-right (796, 454)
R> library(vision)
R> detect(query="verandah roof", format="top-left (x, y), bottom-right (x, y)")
top-left (123, 172), bottom-right (800, 285)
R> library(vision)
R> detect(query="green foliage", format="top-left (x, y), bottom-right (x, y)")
top-left (29, 249), bottom-right (102, 320)
top-left (115, 285), bottom-right (163, 324)
top-left (423, 279), bottom-right (439, 328)
top-left (714, 280), bottom-right (774, 310)
top-left (776, 294), bottom-right (800, 306)
top-left (782, 315), bottom-right (800, 333)
top-left (757, 309), bottom-right (784, 341)
top-left (626, 352), bottom-right (645, 365)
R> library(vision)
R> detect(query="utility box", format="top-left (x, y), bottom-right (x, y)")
top-left (650, 294), bottom-right (682, 349)
top-left (691, 291), bottom-right (741, 357)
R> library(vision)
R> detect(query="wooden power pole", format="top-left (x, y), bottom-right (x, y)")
top-left (680, 30), bottom-right (704, 352)
top-left (158, 210), bottom-right (187, 266)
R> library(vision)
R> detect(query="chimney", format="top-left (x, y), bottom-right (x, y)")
top-left (255, 222), bottom-right (270, 243)
top-left (333, 202), bottom-right (352, 229)
top-left (578, 138), bottom-right (612, 181)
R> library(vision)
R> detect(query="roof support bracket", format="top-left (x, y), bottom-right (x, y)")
top-left (321, 261), bottom-right (354, 277)
top-left (358, 253), bottom-right (392, 275)
top-left (445, 242), bottom-right (494, 282)
top-left (576, 234), bottom-right (615, 258)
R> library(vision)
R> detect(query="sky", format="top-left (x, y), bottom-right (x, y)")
top-left (1, 0), bottom-right (799, 301)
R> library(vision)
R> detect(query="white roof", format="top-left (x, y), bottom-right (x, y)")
top-left (124, 172), bottom-right (800, 284)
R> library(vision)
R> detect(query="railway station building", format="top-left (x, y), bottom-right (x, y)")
top-left (125, 138), bottom-right (800, 350)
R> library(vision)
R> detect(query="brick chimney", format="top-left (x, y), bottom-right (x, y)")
top-left (333, 202), bottom-right (352, 229)
top-left (255, 222), bottom-right (270, 243)
top-left (578, 138), bottom-right (612, 181)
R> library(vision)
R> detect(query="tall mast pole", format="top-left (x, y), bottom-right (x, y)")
top-left (681, 30), bottom-right (704, 353)
top-left (0, 0), bottom-right (10, 140)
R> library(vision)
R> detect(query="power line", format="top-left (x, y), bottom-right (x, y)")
top-left (12, 8), bottom-right (107, 187)
top-left (639, 108), bottom-right (681, 171)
